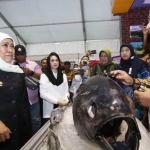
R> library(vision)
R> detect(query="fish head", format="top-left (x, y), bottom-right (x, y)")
top-left (73, 75), bottom-right (141, 150)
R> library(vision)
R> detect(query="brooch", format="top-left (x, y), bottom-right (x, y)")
top-left (0, 81), bottom-right (3, 86)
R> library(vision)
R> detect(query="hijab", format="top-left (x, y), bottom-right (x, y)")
top-left (44, 52), bottom-right (63, 86)
top-left (0, 32), bottom-right (15, 45)
top-left (99, 49), bottom-right (112, 66)
top-left (118, 43), bottom-right (148, 78)
top-left (0, 32), bottom-right (23, 73)
top-left (98, 49), bottom-right (115, 73)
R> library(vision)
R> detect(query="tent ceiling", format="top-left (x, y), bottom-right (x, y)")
top-left (0, 0), bottom-right (120, 44)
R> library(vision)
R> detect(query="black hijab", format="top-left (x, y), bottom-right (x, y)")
top-left (44, 52), bottom-right (63, 86)
top-left (118, 43), bottom-right (148, 78)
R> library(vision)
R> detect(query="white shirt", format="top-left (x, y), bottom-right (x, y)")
top-left (39, 73), bottom-right (69, 118)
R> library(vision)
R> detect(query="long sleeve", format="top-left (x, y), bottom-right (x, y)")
top-left (39, 74), bottom-right (58, 104)
top-left (133, 78), bottom-right (150, 90)
top-left (138, 67), bottom-right (150, 78)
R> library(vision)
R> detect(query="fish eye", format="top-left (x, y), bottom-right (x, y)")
top-left (87, 103), bottom-right (96, 118)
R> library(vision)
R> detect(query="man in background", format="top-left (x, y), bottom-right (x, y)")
top-left (41, 58), bottom-right (47, 73)
top-left (15, 45), bottom-right (42, 135)
top-left (63, 61), bottom-right (73, 88)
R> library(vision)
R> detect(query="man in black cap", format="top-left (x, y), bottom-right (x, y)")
top-left (14, 45), bottom-right (42, 135)
top-left (62, 61), bottom-right (73, 88)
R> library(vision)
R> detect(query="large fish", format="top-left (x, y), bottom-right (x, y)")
top-left (41, 75), bottom-right (150, 150)
top-left (73, 75), bottom-right (150, 150)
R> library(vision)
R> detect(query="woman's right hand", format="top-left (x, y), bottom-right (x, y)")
top-left (57, 99), bottom-right (68, 107)
top-left (0, 121), bottom-right (11, 142)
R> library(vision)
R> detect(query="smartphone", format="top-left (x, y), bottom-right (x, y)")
top-left (76, 69), bottom-right (84, 74)
top-left (90, 50), bottom-right (96, 54)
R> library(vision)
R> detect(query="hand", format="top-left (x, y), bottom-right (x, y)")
top-left (86, 50), bottom-right (91, 57)
top-left (146, 22), bottom-right (150, 34)
top-left (22, 67), bottom-right (33, 75)
top-left (57, 99), bottom-right (68, 107)
top-left (0, 121), bottom-right (11, 142)
top-left (142, 25), bottom-right (149, 36)
top-left (134, 86), bottom-right (150, 107)
top-left (72, 69), bottom-right (78, 75)
top-left (110, 70), bottom-right (133, 85)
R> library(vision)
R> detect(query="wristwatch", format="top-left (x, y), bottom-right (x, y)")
top-left (30, 71), bottom-right (34, 76)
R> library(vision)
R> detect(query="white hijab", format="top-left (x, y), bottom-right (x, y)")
top-left (0, 32), bottom-right (23, 73)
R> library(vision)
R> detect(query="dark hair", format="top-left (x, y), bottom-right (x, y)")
top-left (41, 58), bottom-right (47, 63)
top-left (81, 55), bottom-right (89, 61)
top-left (64, 61), bottom-right (71, 65)
top-left (45, 52), bottom-right (63, 86)
top-left (73, 64), bottom-right (78, 67)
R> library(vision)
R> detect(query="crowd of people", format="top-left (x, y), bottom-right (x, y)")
top-left (1, 20), bottom-right (150, 150)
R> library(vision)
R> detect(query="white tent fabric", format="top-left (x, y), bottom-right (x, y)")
top-left (27, 39), bottom-right (119, 55)
top-left (0, 0), bottom-right (121, 59)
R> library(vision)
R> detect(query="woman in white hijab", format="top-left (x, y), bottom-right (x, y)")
top-left (0, 32), bottom-right (31, 150)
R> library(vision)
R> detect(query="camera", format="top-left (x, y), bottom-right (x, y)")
top-left (82, 60), bottom-right (89, 66)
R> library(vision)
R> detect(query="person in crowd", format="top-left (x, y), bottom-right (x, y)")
top-left (39, 52), bottom-right (69, 124)
top-left (110, 70), bottom-right (150, 130)
top-left (69, 67), bottom-right (84, 101)
top-left (62, 61), bottom-right (73, 87)
top-left (117, 43), bottom-right (150, 79)
top-left (69, 56), bottom-right (90, 100)
top-left (14, 45), bottom-right (42, 135)
top-left (0, 32), bottom-right (31, 150)
top-left (41, 58), bottom-right (47, 73)
top-left (80, 55), bottom-right (91, 81)
top-left (73, 63), bottom-right (79, 69)
top-left (91, 49), bottom-right (116, 77)
top-left (116, 43), bottom-right (150, 123)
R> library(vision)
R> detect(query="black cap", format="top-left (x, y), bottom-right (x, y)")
top-left (15, 45), bottom-right (26, 55)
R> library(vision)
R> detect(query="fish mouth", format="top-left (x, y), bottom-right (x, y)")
top-left (95, 116), bottom-right (141, 150)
